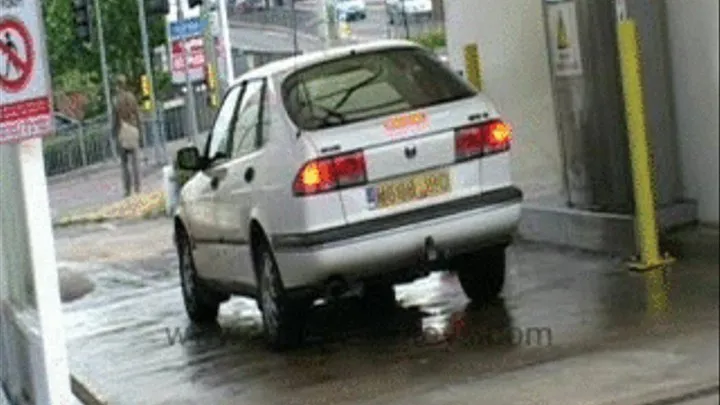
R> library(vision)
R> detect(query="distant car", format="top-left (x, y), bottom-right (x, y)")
top-left (53, 113), bottom-right (80, 134)
top-left (234, 0), bottom-right (264, 13)
top-left (173, 40), bottom-right (522, 350)
top-left (386, 0), bottom-right (432, 24)
top-left (335, 0), bottom-right (366, 21)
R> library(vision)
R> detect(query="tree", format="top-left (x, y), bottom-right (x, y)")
top-left (42, 0), bottom-right (168, 117)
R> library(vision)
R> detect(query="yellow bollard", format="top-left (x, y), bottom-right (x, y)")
top-left (339, 21), bottom-right (352, 40)
top-left (463, 43), bottom-right (482, 91)
top-left (616, 19), bottom-right (674, 315)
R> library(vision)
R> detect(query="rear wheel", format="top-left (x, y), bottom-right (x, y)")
top-left (453, 246), bottom-right (507, 304)
top-left (256, 243), bottom-right (310, 351)
top-left (177, 231), bottom-right (228, 324)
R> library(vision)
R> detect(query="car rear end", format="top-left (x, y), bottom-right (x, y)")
top-left (337, 0), bottom-right (367, 20)
top-left (273, 43), bottom-right (522, 290)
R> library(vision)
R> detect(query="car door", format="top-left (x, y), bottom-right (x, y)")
top-left (207, 78), bottom-right (268, 286)
top-left (187, 84), bottom-right (245, 281)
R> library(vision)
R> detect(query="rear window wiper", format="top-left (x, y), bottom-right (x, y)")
top-left (314, 104), bottom-right (346, 123)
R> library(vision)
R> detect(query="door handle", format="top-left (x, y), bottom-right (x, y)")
top-left (210, 168), bottom-right (227, 190)
top-left (210, 176), bottom-right (222, 189)
top-left (244, 167), bottom-right (255, 183)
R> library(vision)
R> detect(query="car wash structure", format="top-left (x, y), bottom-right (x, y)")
top-left (1, 0), bottom-right (76, 403)
top-left (443, 0), bottom-right (718, 255)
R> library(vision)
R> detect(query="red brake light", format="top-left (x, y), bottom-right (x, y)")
top-left (454, 120), bottom-right (512, 161)
top-left (293, 151), bottom-right (367, 196)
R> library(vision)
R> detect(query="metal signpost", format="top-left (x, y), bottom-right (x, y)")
top-left (0, 0), bottom-right (73, 404)
top-left (169, 5), bottom-right (203, 145)
top-left (91, 0), bottom-right (117, 160)
top-left (216, 0), bottom-right (235, 90)
top-left (201, 1), bottom-right (221, 107)
top-left (138, 0), bottom-right (168, 165)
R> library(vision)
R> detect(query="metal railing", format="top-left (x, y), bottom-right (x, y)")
top-left (43, 46), bottom-right (297, 177)
top-left (43, 95), bottom-right (216, 177)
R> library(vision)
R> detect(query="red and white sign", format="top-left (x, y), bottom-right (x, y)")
top-left (170, 36), bottom-right (223, 84)
top-left (171, 36), bottom-right (205, 83)
top-left (0, 0), bottom-right (53, 144)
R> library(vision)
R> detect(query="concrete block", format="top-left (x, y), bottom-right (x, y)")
top-left (518, 196), bottom-right (698, 255)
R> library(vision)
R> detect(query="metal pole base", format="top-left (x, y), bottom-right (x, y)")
top-left (626, 252), bottom-right (676, 273)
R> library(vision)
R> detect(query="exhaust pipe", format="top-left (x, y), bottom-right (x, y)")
top-left (425, 236), bottom-right (439, 262)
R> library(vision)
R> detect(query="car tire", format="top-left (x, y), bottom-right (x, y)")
top-left (256, 243), bottom-right (309, 351)
top-left (362, 281), bottom-right (396, 312)
top-left (177, 231), bottom-right (227, 324)
top-left (454, 246), bottom-right (507, 304)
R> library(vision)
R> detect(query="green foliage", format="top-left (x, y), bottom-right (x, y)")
top-left (42, 0), bottom-right (168, 117)
top-left (54, 70), bottom-right (105, 117)
top-left (154, 71), bottom-right (174, 101)
top-left (413, 29), bottom-right (446, 50)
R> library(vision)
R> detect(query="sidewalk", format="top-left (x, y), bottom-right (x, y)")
top-left (48, 139), bottom-right (193, 225)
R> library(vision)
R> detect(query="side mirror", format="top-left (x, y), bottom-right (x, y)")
top-left (176, 146), bottom-right (204, 171)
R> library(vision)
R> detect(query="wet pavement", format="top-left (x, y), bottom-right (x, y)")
top-left (54, 221), bottom-right (719, 405)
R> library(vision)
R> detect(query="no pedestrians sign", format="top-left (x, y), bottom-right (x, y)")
top-left (0, 0), bottom-right (53, 144)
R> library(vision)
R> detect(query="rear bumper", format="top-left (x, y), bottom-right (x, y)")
top-left (272, 186), bottom-right (522, 289)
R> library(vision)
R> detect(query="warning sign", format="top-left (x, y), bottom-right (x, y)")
top-left (0, 0), bottom-right (53, 144)
top-left (546, 0), bottom-right (583, 77)
top-left (0, 17), bottom-right (34, 93)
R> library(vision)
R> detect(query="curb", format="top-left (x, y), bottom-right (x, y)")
top-left (228, 20), bottom-right (321, 43)
top-left (53, 191), bottom-right (167, 228)
top-left (70, 374), bottom-right (108, 405)
top-left (52, 211), bottom-right (168, 229)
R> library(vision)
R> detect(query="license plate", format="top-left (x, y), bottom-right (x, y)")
top-left (366, 169), bottom-right (451, 209)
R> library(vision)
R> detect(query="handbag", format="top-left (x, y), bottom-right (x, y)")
top-left (118, 120), bottom-right (140, 150)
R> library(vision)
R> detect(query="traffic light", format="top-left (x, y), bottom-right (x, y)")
top-left (72, 0), bottom-right (93, 44)
top-left (140, 75), bottom-right (153, 111)
top-left (205, 63), bottom-right (219, 108)
top-left (147, 0), bottom-right (170, 14)
top-left (188, 0), bottom-right (203, 8)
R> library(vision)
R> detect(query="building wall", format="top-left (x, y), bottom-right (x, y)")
top-left (443, 0), bottom-right (564, 199)
top-left (666, 0), bottom-right (719, 225)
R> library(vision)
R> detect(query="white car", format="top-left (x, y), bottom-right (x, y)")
top-left (386, 0), bottom-right (432, 24)
top-left (173, 40), bottom-right (523, 350)
top-left (334, 0), bottom-right (367, 21)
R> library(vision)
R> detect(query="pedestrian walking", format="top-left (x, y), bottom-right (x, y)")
top-left (113, 74), bottom-right (142, 197)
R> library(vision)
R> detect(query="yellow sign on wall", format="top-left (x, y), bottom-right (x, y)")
top-left (547, 0), bottom-right (583, 76)
top-left (463, 43), bottom-right (482, 91)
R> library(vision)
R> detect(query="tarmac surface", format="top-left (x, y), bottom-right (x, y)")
top-left (53, 220), bottom-right (719, 405)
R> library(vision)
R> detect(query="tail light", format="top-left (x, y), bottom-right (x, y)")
top-left (454, 120), bottom-right (512, 161)
top-left (293, 150), bottom-right (367, 196)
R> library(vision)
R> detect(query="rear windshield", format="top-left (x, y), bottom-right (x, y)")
top-left (281, 47), bottom-right (477, 131)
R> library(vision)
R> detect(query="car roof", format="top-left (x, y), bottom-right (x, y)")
top-left (232, 40), bottom-right (424, 84)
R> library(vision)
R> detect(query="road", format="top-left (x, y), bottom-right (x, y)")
top-left (55, 220), bottom-right (719, 405)
top-left (227, 4), bottom-right (441, 53)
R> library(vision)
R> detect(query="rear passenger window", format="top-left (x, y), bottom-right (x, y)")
top-left (282, 47), bottom-right (476, 131)
top-left (231, 80), bottom-right (264, 156)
